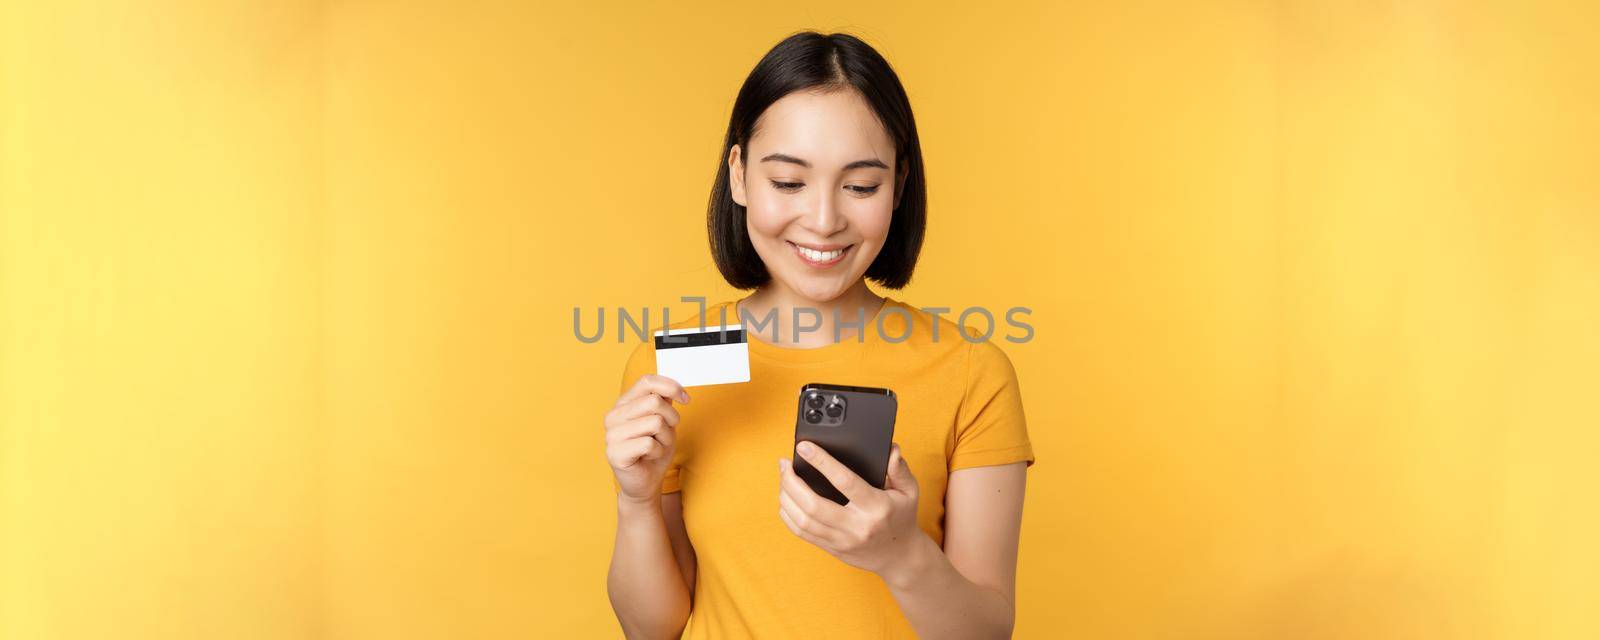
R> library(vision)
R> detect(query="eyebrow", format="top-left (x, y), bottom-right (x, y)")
top-left (759, 153), bottom-right (889, 172)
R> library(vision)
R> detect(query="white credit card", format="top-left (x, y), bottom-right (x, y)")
top-left (654, 324), bottom-right (751, 387)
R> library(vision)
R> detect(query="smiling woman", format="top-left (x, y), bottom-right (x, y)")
top-left (728, 90), bottom-right (906, 289)
top-left (707, 32), bottom-right (925, 298)
top-left (602, 31), bottom-right (1034, 640)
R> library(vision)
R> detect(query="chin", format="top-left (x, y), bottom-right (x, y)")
top-left (782, 275), bottom-right (852, 304)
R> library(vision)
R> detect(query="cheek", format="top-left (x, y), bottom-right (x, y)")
top-left (743, 190), bottom-right (792, 240)
top-left (846, 199), bottom-right (894, 246)
top-left (743, 190), bottom-right (894, 247)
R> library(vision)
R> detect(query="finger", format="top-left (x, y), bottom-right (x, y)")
top-left (778, 504), bottom-right (835, 551)
top-left (608, 436), bottom-right (663, 469)
top-left (608, 414), bottom-right (675, 449)
top-left (611, 393), bottom-right (681, 428)
top-left (794, 440), bottom-right (873, 504)
top-left (776, 462), bottom-right (844, 548)
top-left (779, 457), bottom-right (852, 524)
top-left (639, 439), bottom-right (670, 461)
top-left (616, 374), bottom-right (690, 407)
top-left (778, 461), bottom-right (847, 539)
top-left (884, 443), bottom-right (917, 492)
top-left (779, 484), bottom-right (846, 547)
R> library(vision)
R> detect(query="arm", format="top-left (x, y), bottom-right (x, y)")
top-left (882, 462), bottom-right (1026, 639)
top-left (607, 492), bottom-right (697, 639)
top-left (776, 443), bottom-right (1027, 639)
top-left (604, 374), bottom-right (699, 639)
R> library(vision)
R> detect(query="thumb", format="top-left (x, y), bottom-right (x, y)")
top-left (885, 443), bottom-right (916, 491)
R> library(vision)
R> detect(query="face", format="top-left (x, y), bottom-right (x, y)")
top-left (729, 88), bottom-right (907, 303)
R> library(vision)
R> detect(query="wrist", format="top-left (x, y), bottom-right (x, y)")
top-left (879, 531), bottom-right (940, 591)
top-left (616, 493), bottom-right (662, 519)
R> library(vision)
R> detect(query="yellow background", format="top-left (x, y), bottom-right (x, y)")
top-left (4, 1), bottom-right (1597, 638)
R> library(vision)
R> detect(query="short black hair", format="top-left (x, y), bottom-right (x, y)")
top-left (707, 31), bottom-right (927, 290)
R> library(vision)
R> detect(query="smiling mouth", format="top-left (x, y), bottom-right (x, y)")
top-left (787, 241), bottom-right (852, 267)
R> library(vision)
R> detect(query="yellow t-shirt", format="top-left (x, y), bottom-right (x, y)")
top-left (613, 296), bottom-right (1034, 639)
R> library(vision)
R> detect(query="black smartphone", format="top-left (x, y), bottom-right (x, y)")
top-left (792, 383), bottom-right (898, 505)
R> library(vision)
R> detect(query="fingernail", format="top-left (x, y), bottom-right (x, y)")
top-left (679, 390), bottom-right (690, 403)
top-left (797, 441), bottom-right (816, 459)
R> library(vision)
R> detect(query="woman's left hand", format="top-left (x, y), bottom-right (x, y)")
top-left (777, 441), bottom-right (927, 579)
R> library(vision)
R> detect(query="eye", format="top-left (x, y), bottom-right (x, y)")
top-left (770, 180), bottom-right (803, 192)
top-left (846, 184), bottom-right (880, 196)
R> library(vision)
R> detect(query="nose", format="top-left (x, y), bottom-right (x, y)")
top-left (799, 188), bottom-right (848, 236)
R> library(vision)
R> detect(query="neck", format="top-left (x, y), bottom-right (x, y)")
top-left (739, 279), bottom-right (885, 348)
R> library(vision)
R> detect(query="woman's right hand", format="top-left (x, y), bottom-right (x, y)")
top-left (605, 374), bottom-right (691, 505)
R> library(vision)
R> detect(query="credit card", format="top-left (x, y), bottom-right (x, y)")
top-left (654, 324), bottom-right (751, 387)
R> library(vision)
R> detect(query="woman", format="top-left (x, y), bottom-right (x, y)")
top-left (604, 31), bottom-right (1034, 639)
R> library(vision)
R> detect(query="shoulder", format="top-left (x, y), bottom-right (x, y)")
top-left (883, 299), bottom-right (1024, 392)
top-left (966, 335), bottom-right (1021, 383)
top-left (876, 300), bottom-right (959, 349)
top-left (881, 299), bottom-right (1010, 358)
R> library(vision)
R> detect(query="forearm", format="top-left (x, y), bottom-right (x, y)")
top-left (881, 534), bottom-right (1015, 639)
top-left (607, 497), bottom-right (691, 639)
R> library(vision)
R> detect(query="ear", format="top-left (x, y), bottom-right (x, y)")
top-left (728, 144), bottom-right (748, 207)
top-left (892, 158), bottom-right (909, 210)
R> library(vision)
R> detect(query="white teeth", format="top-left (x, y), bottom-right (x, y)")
top-left (797, 246), bottom-right (844, 262)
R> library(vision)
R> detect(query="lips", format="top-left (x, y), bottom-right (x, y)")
top-left (787, 241), bottom-right (852, 267)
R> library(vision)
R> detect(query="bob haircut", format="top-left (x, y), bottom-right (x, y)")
top-left (707, 31), bottom-right (927, 290)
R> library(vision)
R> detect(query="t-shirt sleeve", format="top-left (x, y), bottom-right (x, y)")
top-left (610, 340), bottom-right (683, 494)
top-left (949, 339), bottom-right (1036, 471)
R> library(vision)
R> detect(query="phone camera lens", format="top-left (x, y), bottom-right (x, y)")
top-left (806, 393), bottom-right (825, 409)
top-left (824, 402), bottom-right (843, 418)
top-left (805, 408), bottom-right (823, 423)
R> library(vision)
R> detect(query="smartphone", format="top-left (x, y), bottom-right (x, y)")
top-left (792, 383), bottom-right (897, 505)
